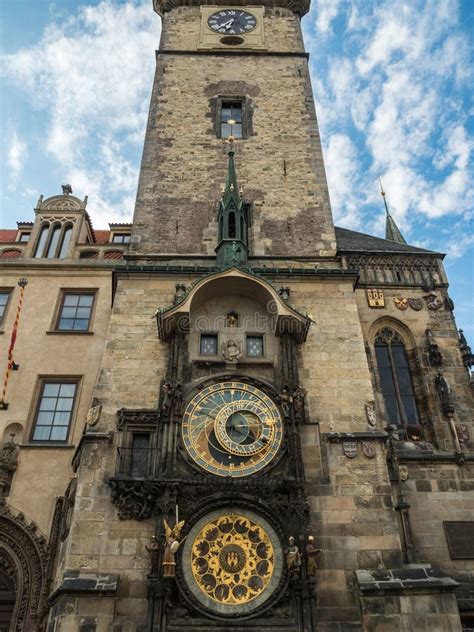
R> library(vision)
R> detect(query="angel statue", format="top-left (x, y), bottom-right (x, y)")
top-left (163, 519), bottom-right (186, 577)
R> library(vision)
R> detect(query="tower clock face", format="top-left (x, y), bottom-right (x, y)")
top-left (207, 10), bottom-right (257, 35)
top-left (182, 382), bottom-right (283, 477)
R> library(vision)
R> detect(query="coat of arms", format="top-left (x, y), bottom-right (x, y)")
top-left (362, 441), bottom-right (376, 459)
top-left (423, 293), bottom-right (443, 310)
top-left (457, 425), bottom-right (470, 444)
top-left (394, 298), bottom-right (408, 311)
top-left (365, 403), bottom-right (377, 427)
top-left (408, 298), bottom-right (423, 311)
top-left (367, 289), bottom-right (385, 308)
top-left (86, 404), bottom-right (102, 427)
top-left (342, 441), bottom-right (357, 458)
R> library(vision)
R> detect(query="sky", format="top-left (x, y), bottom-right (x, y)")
top-left (0, 0), bottom-right (473, 336)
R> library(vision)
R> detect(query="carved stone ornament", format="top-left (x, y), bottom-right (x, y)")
top-left (423, 293), bottom-right (443, 310)
top-left (399, 465), bottom-right (409, 481)
top-left (365, 403), bottom-right (377, 427)
top-left (362, 441), bottom-right (376, 459)
top-left (408, 298), bottom-right (423, 311)
top-left (0, 504), bottom-right (49, 631)
top-left (366, 288), bottom-right (385, 308)
top-left (109, 479), bottom-right (158, 520)
top-left (86, 404), bottom-right (102, 427)
top-left (342, 441), bottom-right (357, 458)
top-left (456, 425), bottom-right (470, 444)
top-left (394, 297), bottom-right (408, 311)
top-left (0, 437), bottom-right (19, 497)
top-left (435, 372), bottom-right (455, 416)
top-left (222, 339), bottom-right (242, 363)
top-left (426, 328), bottom-right (443, 367)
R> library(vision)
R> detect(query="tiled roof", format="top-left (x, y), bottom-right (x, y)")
top-left (335, 226), bottom-right (442, 256)
top-left (94, 230), bottom-right (110, 244)
top-left (0, 230), bottom-right (18, 243)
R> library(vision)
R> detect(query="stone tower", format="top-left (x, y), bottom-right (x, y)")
top-left (21, 0), bottom-right (471, 631)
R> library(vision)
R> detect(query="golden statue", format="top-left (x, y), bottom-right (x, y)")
top-left (306, 535), bottom-right (321, 578)
top-left (163, 519), bottom-right (185, 577)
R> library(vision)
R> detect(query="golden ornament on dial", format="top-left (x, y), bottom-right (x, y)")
top-left (181, 382), bottom-right (283, 477)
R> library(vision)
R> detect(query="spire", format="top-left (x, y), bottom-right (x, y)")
top-left (379, 178), bottom-right (407, 244)
top-left (216, 140), bottom-right (248, 268)
top-left (222, 141), bottom-right (242, 212)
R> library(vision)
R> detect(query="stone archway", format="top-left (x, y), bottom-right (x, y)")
top-left (0, 504), bottom-right (49, 631)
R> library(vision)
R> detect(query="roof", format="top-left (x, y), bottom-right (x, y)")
top-left (94, 230), bottom-right (110, 244)
top-left (335, 226), bottom-right (443, 256)
top-left (0, 230), bottom-right (18, 243)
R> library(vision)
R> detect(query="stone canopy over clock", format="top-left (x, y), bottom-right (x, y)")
top-left (181, 381), bottom-right (283, 477)
top-left (199, 6), bottom-right (266, 50)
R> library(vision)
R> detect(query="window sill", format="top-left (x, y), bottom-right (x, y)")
top-left (46, 330), bottom-right (94, 335)
top-left (20, 443), bottom-right (76, 449)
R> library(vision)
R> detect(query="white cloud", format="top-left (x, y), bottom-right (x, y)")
top-left (313, 0), bottom-right (343, 35)
top-left (324, 134), bottom-right (362, 228)
top-left (1, 0), bottom-right (159, 226)
top-left (7, 131), bottom-right (27, 191)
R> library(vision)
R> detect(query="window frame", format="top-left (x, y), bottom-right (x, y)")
top-left (374, 327), bottom-right (420, 427)
top-left (213, 95), bottom-right (253, 140)
top-left (51, 289), bottom-right (98, 334)
top-left (220, 101), bottom-right (243, 139)
top-left (18, 232), bottom-right (30, 243)
top-left (200, 333), bottom-right (219, 356)
top-left (246, 334), bottom-right (264, 358)
top-left (111, 233), bottom-right (131, 244)
top-left (0, 289), bottom-right (13, 330)
top-left (29, 377), bottom-right (81, 444)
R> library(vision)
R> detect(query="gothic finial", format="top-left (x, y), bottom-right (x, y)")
top-left (379, 177), bottom-right (407, 244)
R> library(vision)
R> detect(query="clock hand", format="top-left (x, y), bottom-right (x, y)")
top-left (224, 19), bottom-right (235, 31)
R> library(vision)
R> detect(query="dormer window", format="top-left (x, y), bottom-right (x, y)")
top-left (112, 233), bottom-right (131, 244)
top-left (19, 232), bottom-right (30, 242)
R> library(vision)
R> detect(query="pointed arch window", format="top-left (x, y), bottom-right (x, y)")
top-left (46, 225), bottom-right (61, 258)
top-left (374, 327), bottom-right (419, 426)
top-left (228, 212), bottom-right (236, 238)
top-left (34, 225), bottom-right (49, 258)
top-left (58, 224), bottom-right (73, 258)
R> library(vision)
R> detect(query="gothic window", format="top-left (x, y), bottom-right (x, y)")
top-left (0, 291), bottom-right (11, 327)
top-left (31, 381), bottom-right (78, 442)
top-left (46, 225), bottom-right (62, 258)
top-left (247, 335), bottom-right (264, 357)
top-left (374, 328), bottom-right (419, 426)
top-left (221, 102), bottom-right (242, 138)
top-left (129, 433), bottom-right (151, 477)
top-left (56, 292), bottom-right (95, 331)
top-left (200, 334), bottom-right (218, 355)
top-left (34, 225), bottom-right (49, 257)
top-left (228, 212), bottom-right (236, 238)
top-left (58, 224), bottom-right (73, 258)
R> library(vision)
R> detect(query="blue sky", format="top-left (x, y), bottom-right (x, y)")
top-left (1, 0), bottom-right (473, 337)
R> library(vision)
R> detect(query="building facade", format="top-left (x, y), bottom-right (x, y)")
top-left (0, 0), bottom-right (473, 631)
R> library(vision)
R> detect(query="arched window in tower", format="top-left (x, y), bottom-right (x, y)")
top-left (58, 224), bottom-right (73, 258)
top-left (228, 212), bottom-right (236, 238)
top-left (34, 224), bottom-right (49, 257)
top-left (374, 327), bottom-right (419, 426)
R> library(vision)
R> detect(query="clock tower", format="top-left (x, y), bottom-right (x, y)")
top-left (42, 0), bottom-right (473, 631)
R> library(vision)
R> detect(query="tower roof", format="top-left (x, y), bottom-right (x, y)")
top-left (379, 179), bottom-right (407, 245)
top-left (221, 144), bottom-right (242, 213)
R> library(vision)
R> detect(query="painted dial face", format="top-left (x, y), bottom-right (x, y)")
top-left (181, 382), bottom-right (283, 477)
top-left (208, 10), bottom-right (257, 35)
top-left (181, 508), bottom-right (284, 616)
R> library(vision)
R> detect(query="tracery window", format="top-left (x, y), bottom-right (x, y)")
top-left (374, 327), bottom-right (419, 426)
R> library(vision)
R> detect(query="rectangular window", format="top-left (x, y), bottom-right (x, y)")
top-left (130, 433), bottom-right (151, 477)
top-left (19, 232), bottom-right (30, 242)
top-left (31, 381), bottom-right (78, 442)
top-left (0, 291), bottom-right (11, 327)
top-left (200, 334), bottom-right (218, 355)
top-left (247, 335), bottom-right (264, 357)
top-left (112, 234), bottom-right (131, 243)
top-left (57, 293), bottom-right (95, 331)
top-left (221, 102), bottom-right (242, 139)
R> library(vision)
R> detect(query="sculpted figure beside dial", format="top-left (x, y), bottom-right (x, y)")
top-left (181, 382), bottom-right (283, 477)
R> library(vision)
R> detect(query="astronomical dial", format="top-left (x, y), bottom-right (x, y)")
top-left (207, 10), bottom-right (257, 35)
top-left (181, 382), bottom-right (283, 477)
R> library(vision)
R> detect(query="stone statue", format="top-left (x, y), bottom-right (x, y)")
top-left (174, 382), bottom-right (184, 415)
top-left (305, 535), bottom-right (321, 578)
top-left (146, 535), bottom-right (161, 574)
top-left (222, 340), bottom-right (242, 363)
top-left (163, 519), bottom-right (186, 578)
top-left (286, 536), bottom-right (301, 579)
top-left (162, 381), bottom-right (174, 412)
top-left (435, 372), bottom-right (455, 415)
top-left (292, 386), bottom-right (306, 417)
top-left (279, 387), bottom-right (291, 417)
top-left (0, 435), bottom-right (18, 497)
top-left (174, 284), bottom-right (187, 304)
top-left (61, 184), bottom-right (73, 195)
